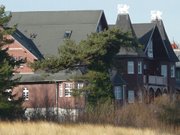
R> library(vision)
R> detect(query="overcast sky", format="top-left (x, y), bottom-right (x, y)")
top-left (1, 0), bottom-right (180, 44)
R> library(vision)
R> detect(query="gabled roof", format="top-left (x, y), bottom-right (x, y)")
top-left (8, 10), bottom-right (108, 57)
top-left (133, 20), bottom-right (178, 62)
top-left (153, 20), bottom-right (179, 62)
top-left (132, 23), bottom-right (154, 47)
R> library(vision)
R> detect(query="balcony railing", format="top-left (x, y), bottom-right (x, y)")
top-left (143, 75), bottom-right (167, 86)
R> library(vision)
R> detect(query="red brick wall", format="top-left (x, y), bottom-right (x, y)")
top-left (3, 35), bottom-right (37, 73)
top-left (13, 82), bottom-right (85, 109)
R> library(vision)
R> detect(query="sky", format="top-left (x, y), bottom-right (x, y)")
top-left (1, 0), bottom-right (180, 44)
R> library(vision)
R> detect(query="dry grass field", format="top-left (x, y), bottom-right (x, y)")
top-left (0, 121), bottom-right (179, 135)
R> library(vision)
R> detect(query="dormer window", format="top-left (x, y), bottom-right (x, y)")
top-left (64, 30), bottom-right (72, 39)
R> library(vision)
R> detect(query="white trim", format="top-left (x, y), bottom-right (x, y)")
top-left (144, 26), bottom-right (155, 53)
top-left (59, 83), bottom-right (63, 97)
top-left (8, 48), bottom-right (24, 50)
top-left (64, 83), bottom-right (73, 97)
top-left (23, 87), bottom-right (29, 101)
top-left (18, 72), bottom-right (35, 74)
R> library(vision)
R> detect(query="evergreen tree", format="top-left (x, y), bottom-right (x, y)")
top-left (0, 5), bottom-right (24, 120)
top-left (32, 28), bottom-right (140, 106)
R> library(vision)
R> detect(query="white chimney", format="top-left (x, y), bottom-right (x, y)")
top-left (151, 10), bottom-right (163, 21)
top-left (117, 4), bottom-right (130, 14)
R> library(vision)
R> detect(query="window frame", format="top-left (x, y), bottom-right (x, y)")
top-left (138, 61), bottom-right (142, 74)
top-left (23, 87), bottom-right (29, 101)
top-left (64, 30), bottom-right (72, 39)
top-left (114, 86), bottom-right (122, 100)
top-left (127, 61), bottom-right (134, 74)
top-left (77, 83), bottom-right (84, 89)
top-left (64, 83), bottom-right (73, 97)
top-left (59, 83), bottom-right (63, 97)
top-left (161, 65), bottom-right (167, 77)
top-left (147, 39), bottom-right (153, 58)
top-left (170, 65), bottom-right (175, 78)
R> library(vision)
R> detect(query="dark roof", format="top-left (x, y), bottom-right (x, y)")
top-left (153, 20), bottom-right (179, 62)
top-left (132, 23), bottom-right (154, 47)
top-left (12, 29), bottom-right (43, 59)
top-left (12, 69), bottom-right (83, 83)
top-left (133, 20), bottom-right (178, 62)
top-left (115, 14), bottom-right (136, 37)
top-left (8, 10), bottom-right (107, 56)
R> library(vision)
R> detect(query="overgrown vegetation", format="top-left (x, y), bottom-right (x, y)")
top-left (0, 121), bottom-right (178, 135)
top-left (0, 5), bottom-right (24, 120)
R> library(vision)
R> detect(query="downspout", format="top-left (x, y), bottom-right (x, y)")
top-left (54, 80), bottom-right (58, 117)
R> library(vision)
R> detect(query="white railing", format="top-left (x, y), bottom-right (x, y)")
top-left (144, 75), bottom-right (167, 86)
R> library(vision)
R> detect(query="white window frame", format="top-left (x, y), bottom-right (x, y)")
top-left (128, 90), bottom-right (135, 103)
top-left (114, 86), bottom-right (122, 100)
top-left (77, 83), bottom-right (84, 89)
top-left (23, 88), bottom-right (29, 101)
top-left (138, 61), bottom-right (142, 74)
top-left (65, 83), bottom-right (73, 97)
top-left (161, 65), bottom-right (167, 77)
top-left (59, 83), bottom-right (63, 97)
top-left (128, 61), bottom-right (134, 74)
top-left (170, 65), bottom-right (175, 78)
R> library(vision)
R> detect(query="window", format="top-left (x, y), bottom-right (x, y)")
top-left (176, 69), bottom-right (180, 80)
top-left (23, 88), bottom-right (29, 101)
top-left (64, 30), bottom-right (72, 38)
top-left (128, 90), bottom-right (135, 103)
top-left (147, 39), bottom-right (153, 58)
top-left (77, 83), bottom-right (84, 89)
top-left (59, 84), bottom-right (63, 97)
top-left (128, 61), bottom-right (134, 74)
top-left (114, 86), bottom-right (122, 100)
top-left (161, 65), bottom-right (167, 77)
top-left (138, 61), bottom-right (142, 74)
top-left (170, 65), bottom-right (175, 78)
top-left (97, 24), bottom-right (102, 32)
top-left (65, 83), bottom-right (73, 97)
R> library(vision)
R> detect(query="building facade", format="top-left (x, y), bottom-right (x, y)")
top-left (111, 11), bottom-right (178, 104)
top-left (3, 9), bottom-right (178, 118)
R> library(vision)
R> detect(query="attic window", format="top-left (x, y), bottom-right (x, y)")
top-left (64, 30), bottom-right (72, 39)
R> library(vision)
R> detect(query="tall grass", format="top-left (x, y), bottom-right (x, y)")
top-left (0, 121), bottom-right (177, 135)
